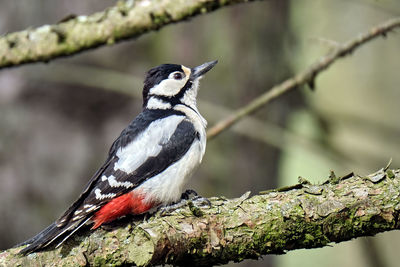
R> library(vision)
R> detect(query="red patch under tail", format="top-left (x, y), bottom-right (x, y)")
top-left (91, 192), bottom-right (156, 229)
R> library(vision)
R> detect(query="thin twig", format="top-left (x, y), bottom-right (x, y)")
top-left (206, 17), bottom-right (400, 139)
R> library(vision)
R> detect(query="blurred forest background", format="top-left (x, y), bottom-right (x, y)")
top-left (1, 0), bottom-right (400, 266)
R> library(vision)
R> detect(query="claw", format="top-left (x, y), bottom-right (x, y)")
top-left (181, 189), bottom-right (198, 200)
top-left (192, 196), bottom-right (212, 207)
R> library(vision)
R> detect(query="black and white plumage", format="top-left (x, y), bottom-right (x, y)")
top-left (18, 60), bottom-right (217, 254)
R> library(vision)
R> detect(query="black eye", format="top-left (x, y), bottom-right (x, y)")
top-left (173, 72), bottom-right (183, 80)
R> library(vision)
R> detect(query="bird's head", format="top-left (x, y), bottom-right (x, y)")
top-left (142, 60), bottom-right (218, 110)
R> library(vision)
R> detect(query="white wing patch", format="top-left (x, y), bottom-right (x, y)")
top-left (113, 115), bottom-right (185, 174)
top-left (95, 188), bottom-right (116, 200)
top-left (101, 175), bottom-right (133, 188)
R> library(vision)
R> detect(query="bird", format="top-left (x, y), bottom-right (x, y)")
top-left (17, 60), bottom-right (218, 255)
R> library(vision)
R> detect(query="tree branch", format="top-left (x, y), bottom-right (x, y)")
top-left (206, 17), bottom-right (400, 139)
top-left (2, 168), bottom-right (400, 266)
top-left (0, 0), bottom-right (261, 69)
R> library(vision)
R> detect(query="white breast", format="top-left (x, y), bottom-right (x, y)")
top-left (135, 135), bottom-right (206, 204)
top-left (136, 104), bottom-right (207, 204)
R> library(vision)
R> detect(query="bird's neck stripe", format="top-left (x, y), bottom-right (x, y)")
top-left (147, 79), bottom-right (192, 107)
top-left (181, 103), bottom-right (200, 117)
top-left (148, 95), bottom-right (199, 116)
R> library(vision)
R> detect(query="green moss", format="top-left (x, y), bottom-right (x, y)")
top-left (149, 11), bottom-right (172, 27)
top-left (387, 169), bottom-right (395, 179)
top-left (303, 233), bottom-right (315, 244)
top-left (188, 200), bottom-right (205, 217)
top-left (329, 170), bottom-right (340, 184)
top-left (93, 255), bottom-right (108, 266)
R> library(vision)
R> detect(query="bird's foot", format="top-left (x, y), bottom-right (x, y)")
top-left (159, 189), bottom-right (211, 216)
top-left (181, 189), bottom-right (212, 206)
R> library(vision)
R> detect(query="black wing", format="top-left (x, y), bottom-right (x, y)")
top-left (57, 109), bottom-right (193, 225)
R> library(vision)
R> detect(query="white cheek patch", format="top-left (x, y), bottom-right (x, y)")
top-left (149, 70), bottom-right (190, 97)
top-left (149, 79), bottom-right (184, 96)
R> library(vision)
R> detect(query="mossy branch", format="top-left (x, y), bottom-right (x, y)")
top-left (0, 0), bottom-right (261, 69)
top-left (2, 168), bottom-right (400, 266)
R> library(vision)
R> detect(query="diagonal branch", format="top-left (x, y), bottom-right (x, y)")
top-left (206, 17), bottom-right (400, 139)
top-left (1, 168), bottom-right (400, 266)
top-left (0, 0), bottom-right (261, 69)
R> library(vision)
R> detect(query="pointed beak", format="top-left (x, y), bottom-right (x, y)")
top-left (191, 60), bottom-right (218, 79)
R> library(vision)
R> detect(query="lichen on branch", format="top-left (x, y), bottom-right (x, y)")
top-left (1, 168), bottom-right (400, 266)
top-left (0, 0), bottom-right (261, 69)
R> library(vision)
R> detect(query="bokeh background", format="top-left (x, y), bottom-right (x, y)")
top-left (1, 1), bottom-right (400, 266)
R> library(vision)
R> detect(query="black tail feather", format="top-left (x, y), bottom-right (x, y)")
top-left (17, 222), bottom-right (60, 255)
top-left (15, 223), bottom-right (57, 248)
top-left (16, 218), bottom-right (89, 255)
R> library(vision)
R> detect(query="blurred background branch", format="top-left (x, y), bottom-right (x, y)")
top-left (206, 17), bottom-right (400, 139)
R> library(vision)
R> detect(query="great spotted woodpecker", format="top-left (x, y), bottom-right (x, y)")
top-left (18, 60), bottom-right (217, 254)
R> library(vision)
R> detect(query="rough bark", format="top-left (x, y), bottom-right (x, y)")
top-left (0, 0), bottom-right (261, 69)
top-left (1, 168), bottom-right (400, 266)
